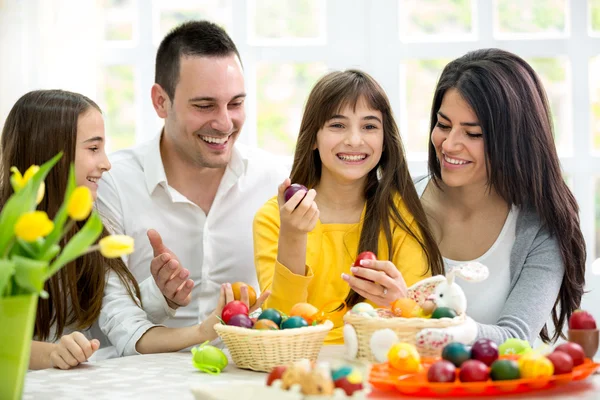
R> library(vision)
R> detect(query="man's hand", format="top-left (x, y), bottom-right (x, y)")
top-left (148, 229), bottom-right (194, 309)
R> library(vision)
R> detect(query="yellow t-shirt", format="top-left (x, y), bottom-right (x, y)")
top-left (253, 195), bottom-right (431, 344)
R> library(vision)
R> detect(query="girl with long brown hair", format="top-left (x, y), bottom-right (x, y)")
top-left (0, 89), bottom-right (142, 369)
top-left (254, 70), bottom-right (443, 343)
top-left (414, 48), bottom-right (586, 349)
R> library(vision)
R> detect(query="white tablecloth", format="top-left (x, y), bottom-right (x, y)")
top-left (24, 346), bottom-right (600, 400)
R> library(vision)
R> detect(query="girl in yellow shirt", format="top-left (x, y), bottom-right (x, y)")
top-left (253, 70), bottom-right (443, 343)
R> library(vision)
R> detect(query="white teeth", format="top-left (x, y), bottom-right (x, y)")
top-left (87, 177), bottom-right (98, 183)
top-left (444, 154), bottom-right (468, 165)
top-left (200, 135), bottom-right (228, 144)
top-left (338, 154), bottom-right (367, 161)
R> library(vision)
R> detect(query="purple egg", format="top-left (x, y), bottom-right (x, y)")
top-left (227, 314), bottom-right (254, 329)
top-left (470, 338), bottom-right (499, 366)
top-left (284, 183), bottom-right (308, 203)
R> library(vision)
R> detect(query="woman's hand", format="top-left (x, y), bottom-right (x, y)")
top-left (50, 332), bottom-right (100, 370)
top-left (277, 178), bottom-right (319, 235)
top-left (342, 259), bottom-right (408, 306)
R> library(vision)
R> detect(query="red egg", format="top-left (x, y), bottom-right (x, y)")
top-left (221, 300), bottom-right (249, 324)
top-left (427, 360), bottom-right (456, 383)
top-left (266, 365), bottom-right (287, 386)
top-left (353, 251), bottom-right (377, 266)
top-left (555, 342), bottom-right (585, 366)
top-left (569, 310), bottom-right (597, 330)
top-left (459, 360), bottom-right (489, 382)
top-left (334, 377), bottom-right (363, 396)
top-left (283, 183), bottom-right (308, 203)
top-left (470, 338), bottom-right (499, 366)
top-left (547, 350), bottom-right (574, 374)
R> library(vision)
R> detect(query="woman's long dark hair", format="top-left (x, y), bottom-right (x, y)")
top-left (291, 70), bottom-right (444, 307)
top-left (427, 49), bottom-right (586, 342)
top-left (0, 89), bottom-right (141, 340)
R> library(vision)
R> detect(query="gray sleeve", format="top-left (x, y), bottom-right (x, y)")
top-left (475, 227), bottom-right (565, 344)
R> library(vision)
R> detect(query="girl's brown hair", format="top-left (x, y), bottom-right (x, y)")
top-left (291, 70), bottom-right (444, 307)
top-left (0, 89), bottom-right (141, 340)
top-left (427, 49), bottom-right (586, 342)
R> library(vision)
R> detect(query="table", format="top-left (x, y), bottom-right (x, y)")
top-left (24, 346), bottom-right (600, 399)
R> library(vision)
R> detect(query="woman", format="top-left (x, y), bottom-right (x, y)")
top-left (415, 48), bottom-right (585, 349)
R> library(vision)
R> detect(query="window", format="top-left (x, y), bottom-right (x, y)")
top-left (87, 0), bottom-right (600, 290)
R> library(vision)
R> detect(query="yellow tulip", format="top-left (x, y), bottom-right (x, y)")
top-left (14, 211), bottom-right (54, 242)
top-left (10, 165), bottom-right (45, 204)
top-left (99, 235), bottom-right (134, 258)
top-left (67, 186), bottom-right (93, 221)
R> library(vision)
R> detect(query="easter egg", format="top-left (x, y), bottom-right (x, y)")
top-left (221, 300), bottom-right (248, 324)
top-left (284, 183), bottom-right (308, 203)
top-left (334, 370), bottom-right (363, 396)
top-left (266, 365), bottom-right (287, 386)
top-left (427, 360), bottom-right (456, 383)
top-left (431, 307), bottom-right (458, 319)
top-left (555, 342), bottom-right (585, 366)
top-left (281, 316), bottom-right (309, 329)
top-left (391, 298), bottom-right (420, 318)
top-left (351, 302), bottom-right (376, 316)
top-left (331, 365), bottom-right (353, 381)
top-left (228, 313), bottom-right (254, 328)
top-left (253, 319), bottom-right (279, 330)
top-left (546, 351), bottom-right (574, 374)
top-left (518, 353), bottom-right (554, 378)
top-left (387, 343), bottom-right (421, 373)
top-left (459, 360), bottom-right (489, 382)
top-left (471, 338), bottom-right (499, 366)
top-left (498, 338), bottom-right (532, 356)
top-left (353, 251), bottom-right (377, 266)
top-left (191, 342), bottom-right (228, 374)
top-left (442, 342), bottom-right (471, 367)
top-left (231, 282), bottom-right (257, 307)
top-left (257, 308), bottom-right (283, 326)
top-left (490, 359), bottom-right (520, 381)
top-left (289, 303), bottom-right (319, 324)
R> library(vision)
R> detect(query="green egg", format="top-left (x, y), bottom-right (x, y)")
top-left (281, 316), bottom-right (308, 329)
top-left (490, 359), bottom-right (521, 381)
top-left (442, 342), bottom-right (471, 367)
top-left (257, 308), bottom-right (283, 326)
top-left (191, 342), bottom-right (228, 375)
top-left (431, 307), bottom-right (458, 319)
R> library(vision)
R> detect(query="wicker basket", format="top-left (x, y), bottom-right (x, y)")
top-left (343, 311), bottom-right (465, 361)
top-left (214, 320), bottom-right (334, 372)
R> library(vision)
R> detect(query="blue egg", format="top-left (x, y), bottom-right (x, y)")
top-left (331, 365), bottom-right (353, 381)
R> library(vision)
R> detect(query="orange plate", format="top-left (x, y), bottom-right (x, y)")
top-left (369, 356), bottom-right (599, 397)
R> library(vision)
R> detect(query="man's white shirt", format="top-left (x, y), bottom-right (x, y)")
top-left (96, 133), bottom-right (290, 355)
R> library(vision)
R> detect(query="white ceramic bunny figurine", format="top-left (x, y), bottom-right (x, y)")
top-left (415, 262), bottom-right (489, 351)
top-left (426, 269), bottom-right (467, 314)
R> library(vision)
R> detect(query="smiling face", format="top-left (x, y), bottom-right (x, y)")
top-left (315, 96), bottom-right (384, 187)
top-left (74, 108), bottom-right (110, 200)
top-left (155, 54), bottom-right (246, 170)
top-left (431, 88), bottom-right (487, 188)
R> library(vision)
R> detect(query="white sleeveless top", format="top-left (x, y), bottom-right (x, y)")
top-left (415, 177), bottom-right (518, 324)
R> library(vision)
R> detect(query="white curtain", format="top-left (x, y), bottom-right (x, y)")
top-left (0, 0), bottom-right (101, 126)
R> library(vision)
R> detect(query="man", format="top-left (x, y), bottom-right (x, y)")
top-left (97, 21), bottom-right (289, 354)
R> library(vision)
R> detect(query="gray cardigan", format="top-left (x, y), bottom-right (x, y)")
top-left (415, 176), bottom-right (565, 344)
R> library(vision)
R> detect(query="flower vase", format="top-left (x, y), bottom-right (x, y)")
top-left (0, 294), bottom-right (39, 400)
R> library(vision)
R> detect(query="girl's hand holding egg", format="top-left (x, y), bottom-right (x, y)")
top-left (278, 179), bottom-right (319, 234)
top-left (343, 252), bottom-right (408, 306)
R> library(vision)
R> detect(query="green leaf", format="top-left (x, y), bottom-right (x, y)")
top-left (0, 259), bottom-right (16, 297)
top-left (40, 244), bottom-right (61, 262)
top-left (0, 153), bottom-right (63, 256)
top-left (40, 164), bottom-right (76, 255)
top-left (46, 211), bottom-right (103, 279)
top-left (12, 255), bottom-right (48, 295)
